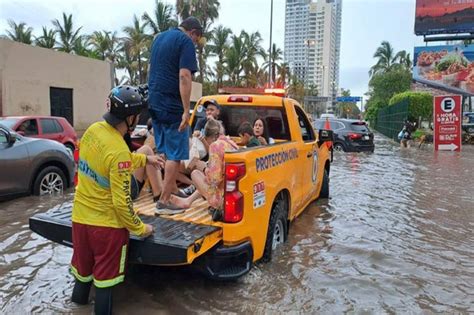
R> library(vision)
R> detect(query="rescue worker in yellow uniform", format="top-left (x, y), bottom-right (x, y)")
top-left (70, 85), bottom-right (163, 314)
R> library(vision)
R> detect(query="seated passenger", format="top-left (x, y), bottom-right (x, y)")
top-left (193, 99), bottom-right (221, 137)
top-left (130, 144), bottom-right (164, 202)
top-left (238, 122), bottom-right (261, 148)
top-left (168, 120), bottom-right (239, 210)
top-left (253, 117), bottom-right (275, 145)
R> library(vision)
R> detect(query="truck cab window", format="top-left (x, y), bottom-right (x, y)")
top-left (294, 106), bottom-right (315, 142)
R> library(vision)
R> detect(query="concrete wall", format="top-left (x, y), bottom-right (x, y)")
top-left (0, 39), bottom-right (113, 133)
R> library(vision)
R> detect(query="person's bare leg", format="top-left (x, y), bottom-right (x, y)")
top-left (176, 172), bottom-right (193, 186)
top-left (147, 165), bottom-right (163, 198)
top-left (191, 170), bottom-right (210, 200)
top-left (160, 160), bottom-right (180, 204)
top-left (169, 190), bottom-right (202, 208)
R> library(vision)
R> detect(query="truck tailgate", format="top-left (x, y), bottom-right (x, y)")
top-left (29, 193), bottom-right (222, 265)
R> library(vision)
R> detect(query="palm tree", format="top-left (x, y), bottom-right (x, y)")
top-left (263, 43), bottom-right (282, 84)
top-left (123, 15), bottom-right (152, 84)
top-left (224, 35), bottom-right (245, 85)
top-left (208, 25), bottom-right (232, 88)
top-left (5, 20), bottom-right (33, 44)
top-left (52, 13), bottom-right (82, 53)
top-left (35, 27), bottom-right (56, 48)
top-left (73, 35), bottom-right (101, 59)
top-left (276, 62), bottom-right (289, 87)
top-left (143, 0), bottom-right (177, 36)
top-left (395, 50), bottom-right (412, 71)
top-left (369, 41), bottom-right (398, 77)
top-left (241, 31), bottom-right (265, 87)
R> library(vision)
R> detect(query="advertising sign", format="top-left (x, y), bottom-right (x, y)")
top-left (413, 44), bottom-right (474, 96)
top-left (415, 0), bottom-right (474, 35)
top-left (433, 95), bottom-right (462, 151)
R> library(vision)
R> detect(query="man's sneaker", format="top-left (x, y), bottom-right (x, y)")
top-left (155, 201), bottom-right (185, 216)
top-left (182, 185), bottom-right (196, 196)
top-left (171, 189), bottom-right (188, 198)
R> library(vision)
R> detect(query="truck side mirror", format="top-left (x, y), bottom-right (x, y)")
top-left (318, 129), bottom-right (333, 146)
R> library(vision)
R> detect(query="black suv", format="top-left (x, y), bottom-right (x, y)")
top-left (463, 112), bottom-right (474, 134)
top-left (313, 118), bottom-right (375, 152)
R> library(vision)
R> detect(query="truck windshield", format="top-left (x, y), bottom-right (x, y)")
top-left (192, 105), bottom-right (291, 141)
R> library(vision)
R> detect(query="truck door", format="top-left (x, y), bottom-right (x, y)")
top-left (293, 105), bottom-right (318, 211)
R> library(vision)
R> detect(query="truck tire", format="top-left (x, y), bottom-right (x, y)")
top-left (33, 166), bottom-right (66, 196)
top-left (262, 197), bottom-right (288, 263)
top-left (319, 169), bottom-right (329, 199)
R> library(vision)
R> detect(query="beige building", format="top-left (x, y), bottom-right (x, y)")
top-left (0, 39), bottom-right (113, 133)
top-left (0, 39), bottom-right (202, 134)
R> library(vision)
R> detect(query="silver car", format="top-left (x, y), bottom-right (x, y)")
top-left (0, 124), bottom-right (75, 200)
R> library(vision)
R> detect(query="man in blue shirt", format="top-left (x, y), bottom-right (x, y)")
top-left (148, 17), bottom-right (201, 214)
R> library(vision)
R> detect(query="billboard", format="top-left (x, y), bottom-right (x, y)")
top-left (414, 0), bottom-right (474, 35)
top-left (413, 44), bottom-right (474, 96)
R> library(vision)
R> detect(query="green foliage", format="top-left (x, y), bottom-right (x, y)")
top-left (389, 91), bottom-right (432, 121)
top-left (364, 69), bottom-right (411, 124)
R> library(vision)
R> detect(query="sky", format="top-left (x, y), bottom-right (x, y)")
top-left (0, 0), bottom-right (426, 100)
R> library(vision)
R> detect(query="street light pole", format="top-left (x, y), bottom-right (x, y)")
top-left (268, 0), bottom-right (274, 87)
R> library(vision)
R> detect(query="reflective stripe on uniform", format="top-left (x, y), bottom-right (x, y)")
top-left (78, 159), bottom-right (110, 188)
top-left (119, 244), bottom-right (127, 274)
top-left (70, 265), bottom-right (93, 283)
top-left (93, 275), bottom-right (125, 288)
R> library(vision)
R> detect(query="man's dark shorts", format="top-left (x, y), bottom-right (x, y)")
top-left (150, 109), bottom-right (190, 161)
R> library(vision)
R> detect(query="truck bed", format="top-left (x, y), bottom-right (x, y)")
top-left (29, 192), bottom-right (223, 265)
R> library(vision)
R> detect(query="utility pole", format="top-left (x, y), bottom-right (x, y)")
top-left (268, 0), bottom-right (274, 87)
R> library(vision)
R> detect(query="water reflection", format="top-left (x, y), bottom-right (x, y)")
top-left (1, 136), bottom-right (473, 313)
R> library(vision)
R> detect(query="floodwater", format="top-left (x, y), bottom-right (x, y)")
top-left (1, 135), bottom-right (474, 314)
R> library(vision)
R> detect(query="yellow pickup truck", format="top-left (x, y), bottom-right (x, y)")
top-left (29, 93), bottom-right (333, 280)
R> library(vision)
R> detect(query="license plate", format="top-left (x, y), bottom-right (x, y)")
top-left (364, 135), bottom-right (370, 140)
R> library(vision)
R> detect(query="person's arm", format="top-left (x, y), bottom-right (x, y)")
top-left (109, 151), bottom-right (147, 236)
top-left (178, 38), bottom-right (198, 132)
top-left (178, 68), bottom-right (191, 132)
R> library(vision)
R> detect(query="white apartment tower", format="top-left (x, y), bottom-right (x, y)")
top-left (285, 0), bottom-right (342, 111)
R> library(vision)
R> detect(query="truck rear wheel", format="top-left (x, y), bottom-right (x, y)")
top-left (262, 196), bottom-right (288, 263)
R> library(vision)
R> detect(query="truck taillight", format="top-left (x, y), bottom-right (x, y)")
top-left (224, 163), bottom-right (246, 223)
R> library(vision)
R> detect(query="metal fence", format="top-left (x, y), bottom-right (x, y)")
top-left (374, 100), bottom-right (409, 141)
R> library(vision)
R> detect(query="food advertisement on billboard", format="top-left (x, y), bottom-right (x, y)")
top-left (414, 0), bottom-right (474, 35)
top-left (413, 44), bottom-right (474, 95)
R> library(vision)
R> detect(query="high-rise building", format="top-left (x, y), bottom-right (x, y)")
top-left (285, 0), bottom-right (342, 112)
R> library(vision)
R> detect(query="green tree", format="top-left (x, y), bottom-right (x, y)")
top-left (208, 25), bottom-right (232, 88)
top-left (35, 27), bottom-right (56, 48)
top-left (287, 74), bottom-right (305, 104)
top-left (395, 50), bottom-right (412, 71)
top-left (369, 41), bottom-right (398, 77)
top-left (241, 31), bottom-right (265, 87)
top-left (143, 0), bottom-right (177, 36)
top-left (73, 35), bottom-right (100, 59)
top-left (52, 13), bottom-right (82, 53)
top-left (364, 69), bottom-right (412, 123)
top-left (123, 15), bottom-right (152, 84)
top-left (89, 31), bottom-right (113, 60)
top-left (224, 35), bottom-right (245, 85)
top-left (263, 43), bottom-right (283, 84)
top-left (4, 20), bottom-right (33, 44)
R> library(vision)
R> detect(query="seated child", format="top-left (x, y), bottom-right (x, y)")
top-left (238, 122), bottom-right (261, 148)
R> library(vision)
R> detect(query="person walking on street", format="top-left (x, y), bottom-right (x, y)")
top-left (70, 85), bottom-right (163, 315)
top-left (147, 16), bottom-right (203, 214)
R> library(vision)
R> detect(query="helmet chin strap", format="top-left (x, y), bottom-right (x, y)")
top-left (125, 115), bottom-right (137, 133)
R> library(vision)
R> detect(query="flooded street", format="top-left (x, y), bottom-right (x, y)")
top-left (1, 135), bottom-right (474, 314)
